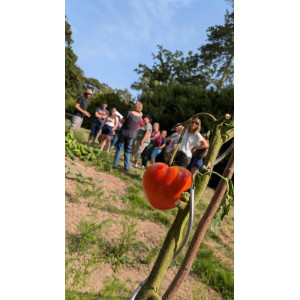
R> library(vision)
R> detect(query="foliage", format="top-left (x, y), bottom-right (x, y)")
top-left (198, 10), bottom-right (234, 93)
top-left (65, 131), bottom-right (111, 168)
top-left (131, 45), bottom-right (209, 92)
top-left (138, 84), bottom-right (233, 133)
top-left (211, 178), bottom-right (234, 231)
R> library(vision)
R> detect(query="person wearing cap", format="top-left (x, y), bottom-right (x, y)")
top-left (131, 115), bottom-right (152, 168)
top-left (88, 101), bottom-right (108, 145)
top-left (70, 89), bottom-right (92, 131)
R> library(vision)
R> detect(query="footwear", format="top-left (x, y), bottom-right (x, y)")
top-left (132, 163), bottom-right (138, 168)
top-left (112, 165), bottom-right (118, 169)
top-left (141, 165), bottom-right (145, 169)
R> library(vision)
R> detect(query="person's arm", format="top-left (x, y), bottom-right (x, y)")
top-left (150, 132), bottom-right (160, 141)
top-left (96, 110), bottom-right (107, 119)
top-left (200, 148), bottom-right (209, 159)
top-left (166, 133), bottom-right (177, 144)
top-left (191, 139), bottom-right (209, 152)
top-left (74, 102), bottom-right (90, 117)
top-left (158, 141), bottom-right (166, 150)
top-left (141, 130), bottom-right (151, 144)
top-left (112, 118), bottom-right (119, 131)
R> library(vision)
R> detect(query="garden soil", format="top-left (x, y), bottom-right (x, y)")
top-left (65, 157), bottom-right (222, 299)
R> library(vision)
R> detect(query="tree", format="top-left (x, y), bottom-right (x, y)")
top-left (131, 45), bottom-right (209, 93)
top-left (65, 17), bottom-right (85, 99)
top-left (198, 10), bottom-right (234, 93)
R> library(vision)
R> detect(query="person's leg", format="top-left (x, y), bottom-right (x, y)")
top-left (132, 140), bottom-right (142, 166)
top-left (124, 137), bottom-right (134, 170)
top-left (150, 148), bottom-right (161, 164)
top-left (91, 124), bottom-right (102, 145)
top-left (100, 134), bottom-right (107, 150)
top-left (94, 124), bottom-right (102, 143)
top-left (141, 143), bottom-right (154, 167)
top-left (114, 134), bottom-right (125, 167)
top-left (70, 115), bottom-right (83, 132)
top-left (110, 134), bottom-right (119, 149)
top-left (88, 121), bottom-right (99, 144)
top-left (106, 135), bottom-right (112, 152)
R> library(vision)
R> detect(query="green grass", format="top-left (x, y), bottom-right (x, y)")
top-left (192, 243), bottom-right (234, 300)
top-left (100, 276), bottom-right (131, 299)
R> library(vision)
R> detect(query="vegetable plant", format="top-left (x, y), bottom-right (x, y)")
top-left (133, 112), bottom-right (234, 300)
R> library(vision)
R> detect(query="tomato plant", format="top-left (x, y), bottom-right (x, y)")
top-left (142, 162), bottom-right (193, 210)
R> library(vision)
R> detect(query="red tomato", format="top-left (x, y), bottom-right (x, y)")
top-left (142, 162), bottom-right (193, 210)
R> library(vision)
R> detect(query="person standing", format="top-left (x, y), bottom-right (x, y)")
top-left (70, 89), bottom-right (92, 131)
top-left (113, 101), bottom-right (143, 171)
top-left (190, 133), bottom-right (209, 175)
top-left (174, 118), bottom-right (209, 168)
top-left (140, 122), bottom-right (161, 168)
top-left (150, 130), bottom-right (167, 164)
top-left (163, 125), bottom-right (184, 164)
top-left (131, 115), bottom-right (153, 168)
top-left (110, 112), bottom-right (123, 150)
top-left (99, 108), bottom-right (119, 152)
top-left (88, 101), bottom-right (108, 145)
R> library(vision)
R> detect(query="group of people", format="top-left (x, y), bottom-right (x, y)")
top-left (70, 89), bottom-right (209, 174)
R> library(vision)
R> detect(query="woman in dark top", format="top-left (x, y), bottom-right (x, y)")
top-left (113, 101), bottom-right (143, 170)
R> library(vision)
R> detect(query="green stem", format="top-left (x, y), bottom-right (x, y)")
top-left (135, 113), bottom-right (231, 300)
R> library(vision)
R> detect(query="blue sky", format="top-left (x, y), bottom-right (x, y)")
top-left (65, 0), bottom-right (231, 99)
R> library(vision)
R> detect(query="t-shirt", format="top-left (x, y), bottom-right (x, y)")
top-left (165, 133), bottom-right (181, 153)
top-left (105, 116), bottom-right (116, 127)
top-left (94, 107), bottom-right (108, 124)
top-left (120, 111), bottom-right (143, 139)
top-left (159, 137), bottom-right (166, 148)
top-left (73, 95), bottom-right (89, 118)
top-left (136, 123), bottom-right (153, 143)
top-left (178, 131), bottom-right (204, 158)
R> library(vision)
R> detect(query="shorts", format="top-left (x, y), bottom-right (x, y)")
top-left (89, 120), bottom-right (103, 137)
top-left (70, 115), bottom-right (83, 131)
top-left (151, 148), bottom-right (162, 159)
top-left (190, 157), bottom-right (204, 170)
top-left (174, 151), bottom-right (191, 169)
top-left (102, 124), bottom-right (113, 136)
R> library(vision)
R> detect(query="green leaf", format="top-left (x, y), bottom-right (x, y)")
top-left (211, 178), bottom-right (234, 231)
top-left (65, 145), bottom-right (75, 161)
top-left (96, 179), bottom-right (103, 183)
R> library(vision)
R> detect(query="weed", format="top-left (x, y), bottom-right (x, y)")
top-left (191, 243), bottom-right (234, 300)
top-left (65, 289), bottom-right (100, 300)
top-left (106, 220), bottom-right (148, 271)
top-left (67, 218), bottom-right (110, 253)
top-left (65, 254), bottom-right (103, 293)
top-left (100, 276), bottom-right (131, 299)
